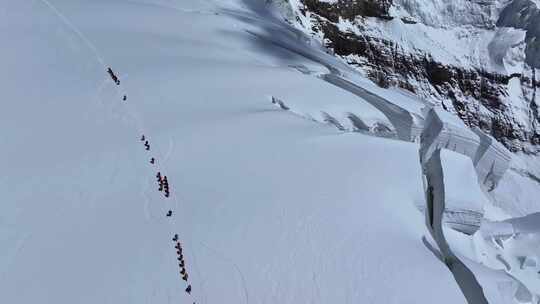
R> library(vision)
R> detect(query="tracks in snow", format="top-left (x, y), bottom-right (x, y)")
top-left (36, 1), bottom-right (201, 302)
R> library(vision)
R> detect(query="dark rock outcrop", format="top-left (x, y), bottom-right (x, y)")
top-left (498, 0), bottom-right (540, 68)
top-left (301, 0), bottom-right (393, 22)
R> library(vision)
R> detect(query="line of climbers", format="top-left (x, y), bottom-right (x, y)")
top-left (156, 171), bottom-right (170, 198)
top-left (141, 135), bottom-right (170, 198)
top-left (107, 67), bottom-right (120, 85)
top-left (140, 135), bottom-right (150, 150)
top-left (141, 134), bottom-right (191, 297)
top-left (173, 234), bottom-right (193, 298)
top-left (107, 67), bottom-right (127, 101)
top-left (141, 135), bottom-right (170, 200)
top-left (108, 67), bottom-right (194, 302)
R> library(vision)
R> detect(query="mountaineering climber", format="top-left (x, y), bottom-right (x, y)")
top-left (172, 234), bottom-right (178, 242)
top-left (106, 67), bottom-right (120, 85)
top-left (144, 141), bottom-right (150, 150)
top-left (175, 243), bottom-right (181, 250)
top-left (141, 135), bottom-right (145, 141)
top-left (180, 268), bottom-right (186, 275)
top-left (182, 273), bottom-right (189, 281)
top-left (185, 285), bottom-right (192, 294)
top-left (150, 157), bottom-right (155, 164)
top-left (107, 67), bottom-right (114, 79)
top-left (179, 260), bottom-right (185, 267)
top-left (122, 95), bottom-right (127, 101)
top-left (158, 181), bottom-right (163, 192)
top-left (166, 210), bottom-right (172, 217)
top-left (163, 176), bottom-right (169, 196)
top-left (178, 254), bottom-right (184, 261)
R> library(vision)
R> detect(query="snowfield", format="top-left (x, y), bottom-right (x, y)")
top-left (1, 0), bottom-right (538, 303)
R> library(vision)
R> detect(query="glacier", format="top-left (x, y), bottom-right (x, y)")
top-left (1, 0), bottom-right (539, 303)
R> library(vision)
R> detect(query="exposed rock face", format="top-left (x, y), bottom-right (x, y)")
top-left (301, 0), bottom-right (393, 21)
top-left (498, 0), bottom-right (540, 68)
top-left (283, 0), bottom-right (540, 153)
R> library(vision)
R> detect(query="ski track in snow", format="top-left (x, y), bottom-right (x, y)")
top-left (0, 234), bottom-right (31, 285)
top-left (187, 244), bottom-right (208, 304)
top-left (163, 136), bottom-right (175, 165)
top-left (141, 174), bottom-right (156, 221)
top-left (37, 0), bottom-right (105, 66)
top-left (199, 241), bottom-right (250, 304)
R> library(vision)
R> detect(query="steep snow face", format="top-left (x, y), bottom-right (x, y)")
top-left (276, 0), bottom-right (540, 225)
top-left (281, 0), bottom-right (540, 154)
top-left (276, 0), bottom-right (540, 216)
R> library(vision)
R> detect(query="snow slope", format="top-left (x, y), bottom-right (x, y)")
top-left (5, 0), bottom-right (540, 303)
top-left (0, 0), bottom-right (469, 303)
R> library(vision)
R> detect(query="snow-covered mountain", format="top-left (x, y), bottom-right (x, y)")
top-left (2, 0), bottom-right (539, 304)
top-left (278, 0), bottom-right (540, 153)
